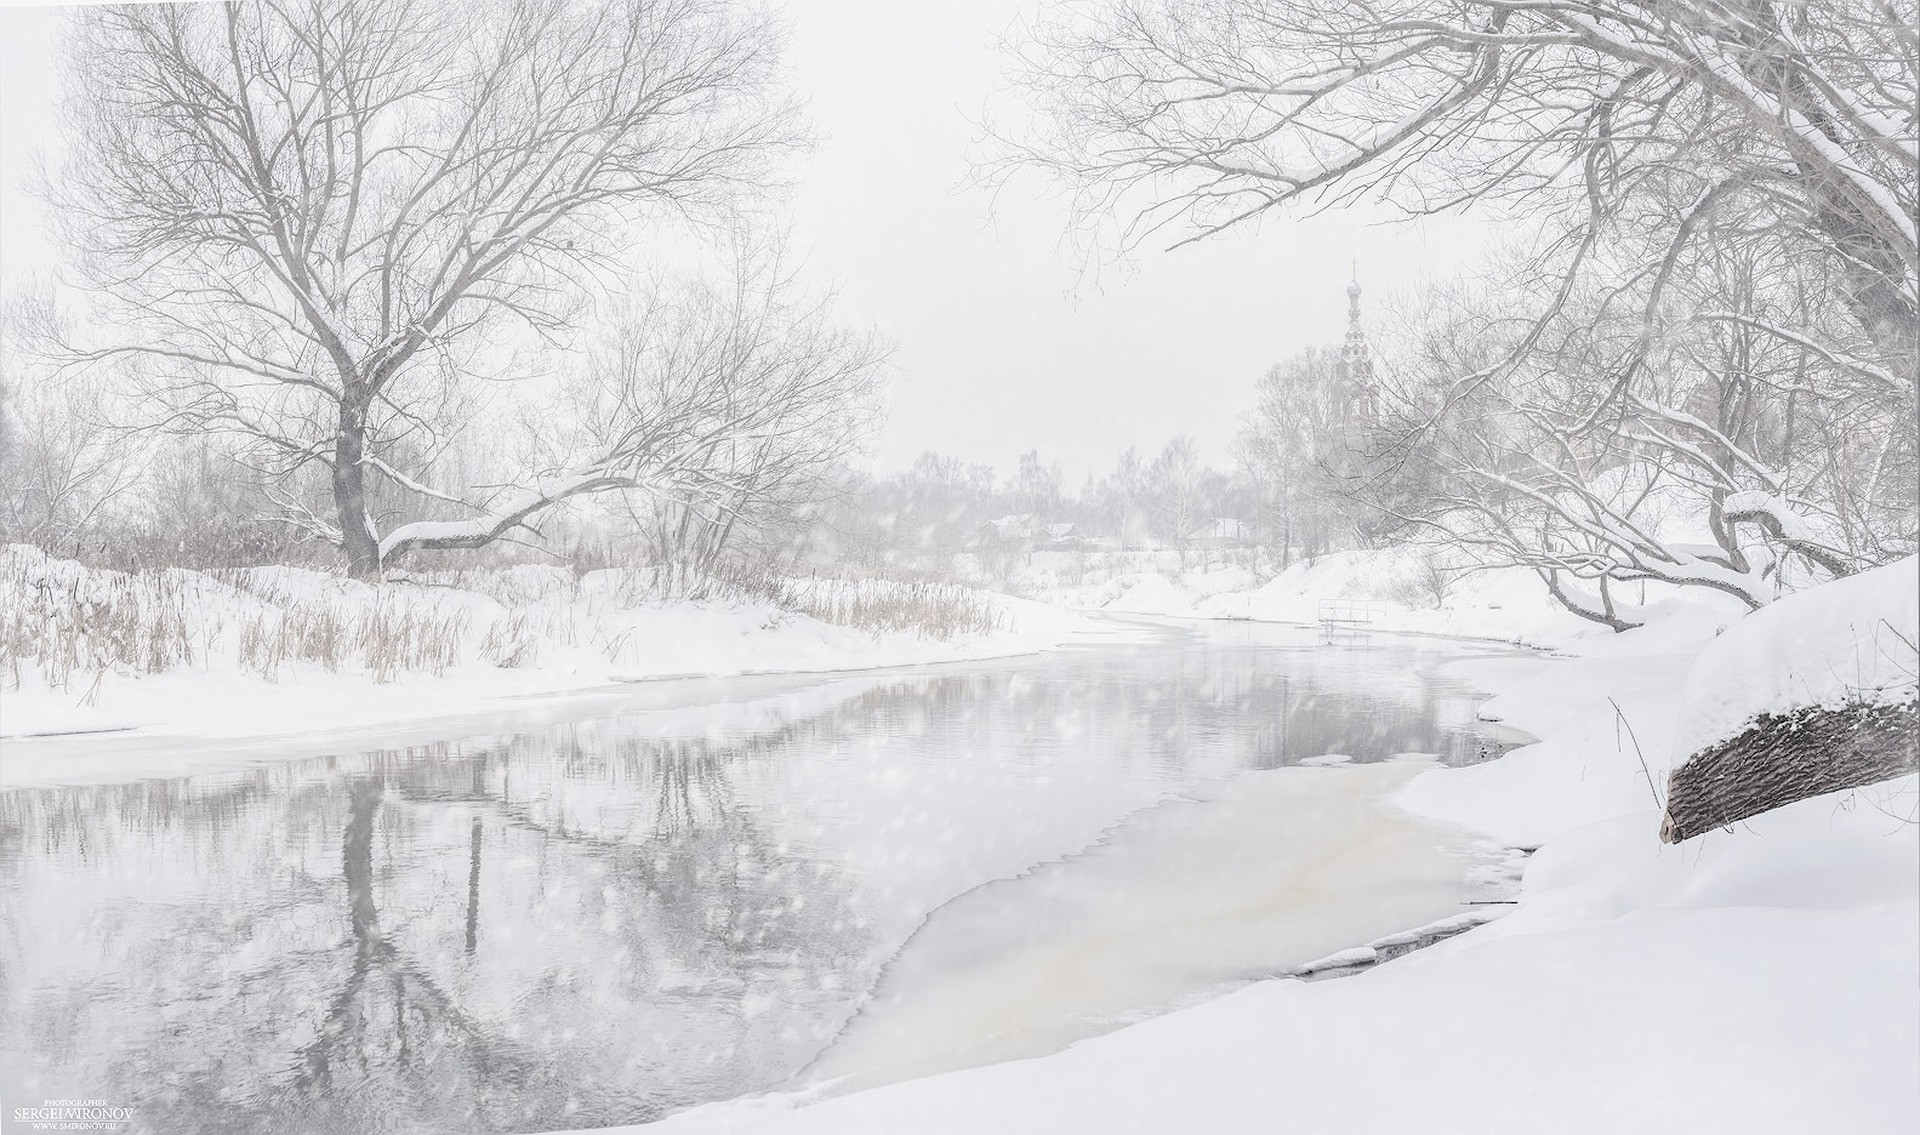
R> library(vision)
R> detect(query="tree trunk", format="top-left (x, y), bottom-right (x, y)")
top-left (333, 413), bottom-right (381, 580)
top-left (1661, 700), bottom-right (1919, 842)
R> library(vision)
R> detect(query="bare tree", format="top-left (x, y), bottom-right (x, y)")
top-left (999, 0), bottom-right (1917, 618)
top-left (1368, 238), bottom-right (1913, 628)
top-left (56, 0), bottom-right (801, 576)
top-left (0, 293), bottom-right (143, 556)
top-left (1140, 436), bottom-right (1214, 550)
top-left (484, 254), bottom-right (885, 578)
top-left (1090, 446), bottom-right (1153, 550)
top-left (1239, 346), bottom-right (1388, 561)
top-left (1009, 449), bottom-right (1065, 517)
top-left (998, 0), bottom-right (1915, 356)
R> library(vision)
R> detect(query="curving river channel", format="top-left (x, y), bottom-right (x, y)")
top-left (0, 617), bottom-right (1523, 1134)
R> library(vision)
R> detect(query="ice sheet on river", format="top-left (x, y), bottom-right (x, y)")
top-left (805, 761), bottom-right (1495, 1092)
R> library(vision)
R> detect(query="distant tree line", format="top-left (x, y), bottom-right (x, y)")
top-left (810, 441), bottom-right (1271, 570)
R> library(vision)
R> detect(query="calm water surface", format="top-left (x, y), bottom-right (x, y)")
top-left (0, 619), bottom-right (1515, 1133)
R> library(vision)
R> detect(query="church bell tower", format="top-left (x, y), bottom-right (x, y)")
top-left (1338, 262), bottom-right (1377, 420)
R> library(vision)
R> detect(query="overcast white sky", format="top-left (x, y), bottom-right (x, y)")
top-left (0, 0), bottom-right (1491, 480)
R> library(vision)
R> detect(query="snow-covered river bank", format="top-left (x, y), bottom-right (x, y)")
top-left (0, 619), bottom-right (1525, 1133)
top-left (616, 565), bottom-right (1918, 1135)
top-left (0, 546), bottom-right (1100, 788)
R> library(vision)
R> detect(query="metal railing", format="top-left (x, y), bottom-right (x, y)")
top-left (1317, 598), bottom-right (1384, 628)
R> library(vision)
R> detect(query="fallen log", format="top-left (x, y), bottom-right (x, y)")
top-left (1660, 700), bottom-right (1919, 843)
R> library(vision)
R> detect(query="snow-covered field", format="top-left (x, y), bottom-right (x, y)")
top-left (572, 556), bottom-right (1919, 1135)
top-left (0, 546), bottom-right (1098, 786)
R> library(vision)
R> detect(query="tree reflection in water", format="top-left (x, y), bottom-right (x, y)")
top-left (0, 726), bottom-right (872, 1134)
top-left (0, 623), bottom-right (1513, 1133)
top-left (291, 776), bottom-right (563, 1132)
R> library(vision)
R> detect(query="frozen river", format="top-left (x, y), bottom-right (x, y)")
top-left (0, 618), bottom-right (1521, 1133)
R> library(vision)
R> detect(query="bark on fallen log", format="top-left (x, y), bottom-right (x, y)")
top-left (1660, 700), bottom-right (1919, 843)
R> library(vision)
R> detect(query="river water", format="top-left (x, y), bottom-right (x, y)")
top-left (0, 618), bottom-right (1519, 1134)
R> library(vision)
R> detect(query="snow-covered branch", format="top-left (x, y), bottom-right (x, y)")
top-left (378, 252), bottom-right (884, 568)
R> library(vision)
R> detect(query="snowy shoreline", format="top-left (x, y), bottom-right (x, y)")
top-left (0, 617), bottom-right (1119, 790)
top-left (2, 542), bottom-right (1581, 789)
top-left (0, 545), bottom-right (1119, 788)
top-left (0, 603), bottom-right (1531, 791)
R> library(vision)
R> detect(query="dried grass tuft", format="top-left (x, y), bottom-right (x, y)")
top-left (789, 575), bottom-right (1004, 639)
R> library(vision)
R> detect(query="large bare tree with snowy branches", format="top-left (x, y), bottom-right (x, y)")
top-left (998, 0), bottom-right (1917, 616)
top-left (54, 0), bottom-right (840, 578)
